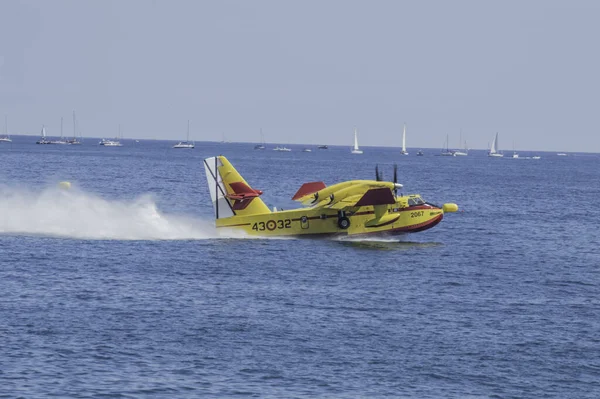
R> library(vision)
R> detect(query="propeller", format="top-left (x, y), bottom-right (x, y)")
top-left (376, 164), bottom-right (401, 196)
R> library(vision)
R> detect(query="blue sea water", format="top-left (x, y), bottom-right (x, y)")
top-left (1, 137), bottom-right (599, 398)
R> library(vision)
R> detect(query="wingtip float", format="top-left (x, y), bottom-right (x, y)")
top-left (203, 156), bottom-right (458, 238)
top-left (58, 181), bottom-right (72, 190)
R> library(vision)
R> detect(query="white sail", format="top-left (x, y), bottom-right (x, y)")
top-left (490, 133), bottom-right (497, 153)
top-left (401, 123), bottom-right (408, 155)
top-left (351, 127), bottom-right (363, 154)
top-left (35, 124), bottom-right (52, 144)
top-left (402, 125), bottom-right (406, 151)
top-left (488, 132), bottom-right (503, 157)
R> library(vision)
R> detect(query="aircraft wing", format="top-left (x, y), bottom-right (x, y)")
top-left (293, 180), bottom-right (402, 208)
top-left (316, 186), bottom-right (397, 210)
top-left (325, 194), bottom-right (363, 210)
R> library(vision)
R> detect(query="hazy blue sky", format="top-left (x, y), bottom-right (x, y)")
top-left (1, 0), bottom-right (599, 151)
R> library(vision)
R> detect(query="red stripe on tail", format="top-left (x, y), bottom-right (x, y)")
top-left (226, 181), bottom-right (263, 209)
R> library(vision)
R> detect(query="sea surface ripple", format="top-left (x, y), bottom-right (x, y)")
top-left (1, 139), bottom-right (599, 398)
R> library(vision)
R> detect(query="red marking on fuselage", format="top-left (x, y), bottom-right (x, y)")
top-left (391, 214), bottom-right (443, 233)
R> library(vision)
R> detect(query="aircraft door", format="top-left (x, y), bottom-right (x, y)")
top-left (300, 216), bottom-right (309, 229)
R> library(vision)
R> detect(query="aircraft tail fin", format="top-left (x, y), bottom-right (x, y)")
top-left (203, 156), bottom-right (271, 219)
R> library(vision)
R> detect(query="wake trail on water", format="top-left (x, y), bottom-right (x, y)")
top-left (333, 235), bottom-right (443, 248)
top-left (0, 184), bottom-right (226, 240)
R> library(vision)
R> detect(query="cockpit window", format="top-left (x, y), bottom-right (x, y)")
top-left (408, 197), bottom-right (425, 206)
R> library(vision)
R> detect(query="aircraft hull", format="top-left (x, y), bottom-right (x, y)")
top-left (216, 202), bottom-right (445, 237)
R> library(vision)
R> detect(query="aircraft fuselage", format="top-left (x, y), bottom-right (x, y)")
top-left (216, 195), bottom-right (446, 237)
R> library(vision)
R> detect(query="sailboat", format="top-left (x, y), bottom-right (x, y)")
top-left (0, 116), bottom-right (12, 143)
top-left (351, 127), bottom-right (363, 154)
top-left (440, 134), bottom-right (455, 156)
top-left (67, 111), bottom-right (82, 145)
top-left (99, 125), bottom-right (123, 146)
top-left (36, 125), bottom-right (52, 144)
top-left (453, 130), bottom-right (468, 156)
top-left (173, 120), bottom-right (195, 149)
top-left (254, 128), bottom-right (266, 150)
top-left (453, 144), bottom-right (468, 156)
top-left (488, 132), bottom-right (504, 157)
top-left (50, 117), bottom-right (68, 144)
top-left (511, 141), bottom-right (519, 158)
top-left (400, 123), bottom-right (408, 155)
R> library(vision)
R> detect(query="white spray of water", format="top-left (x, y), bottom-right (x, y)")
top-left (0, 184), bottom-right (221, 240)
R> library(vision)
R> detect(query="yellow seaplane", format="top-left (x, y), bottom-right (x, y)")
top-left (203, 156), bottom-right (458, 238)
